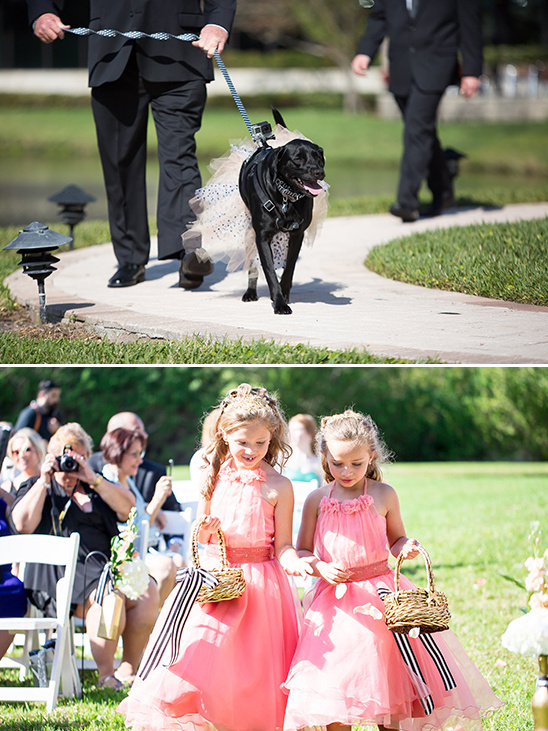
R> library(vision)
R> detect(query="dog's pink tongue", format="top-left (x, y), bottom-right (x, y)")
top-left (303, 181), bottom-right (323, 196)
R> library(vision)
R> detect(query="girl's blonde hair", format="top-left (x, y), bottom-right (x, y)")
top-left (202, 383), bottom-right (290, 499)
top-left (47, 422), bottom-right (94, 460)
top-left (318, 409), bottom-right (392, 483)
top-left (8, 427), bottom-right (47, 464)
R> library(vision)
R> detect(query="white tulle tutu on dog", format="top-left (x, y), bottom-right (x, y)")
top-left (182, 125), bottom-right (329, 273)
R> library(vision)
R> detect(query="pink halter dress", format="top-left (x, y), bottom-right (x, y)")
top-left (283, 481), bottom-right (503, 731)
top-left (118, 462), bottom-right (302, 731)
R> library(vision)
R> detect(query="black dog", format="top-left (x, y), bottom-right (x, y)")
top-left (238, 110), bottom-right (326, 315)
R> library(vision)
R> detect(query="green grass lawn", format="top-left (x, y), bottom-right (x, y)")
top-left (366, 217), bottom-right (548, 307)
top-left (0, 462), bottom-right (544, 729)
top-left (1, 106), bottom-right (548, 177)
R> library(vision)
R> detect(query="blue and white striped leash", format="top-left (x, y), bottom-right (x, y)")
top-left (66, 27), bottom-right (255, 141)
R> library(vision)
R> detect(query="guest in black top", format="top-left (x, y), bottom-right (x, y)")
top-left (10, 422), bottom-right (160, 690)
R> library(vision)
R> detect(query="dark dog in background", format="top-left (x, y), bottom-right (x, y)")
top-left (238, 110), bottom-right (326, 315)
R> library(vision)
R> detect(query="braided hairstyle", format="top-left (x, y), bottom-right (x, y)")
top-left (201, 383), bottom-right (291, 500)
top-left (318, 409), bottom-right (393, 483)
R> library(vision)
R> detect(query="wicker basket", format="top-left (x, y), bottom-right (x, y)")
top-left (383, 544), bottom-right (451, 634)
top-left (191, 519), bottom-right (246, 603)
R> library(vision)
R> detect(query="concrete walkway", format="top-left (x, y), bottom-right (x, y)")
top-left (5, 202), bottom-right (548, 364)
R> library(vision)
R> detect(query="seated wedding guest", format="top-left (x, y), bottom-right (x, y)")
top-left (100, 427), bottom-right (180, 605)
top-left (284, 414), bottom-right (323, 484)
top-left (89, 411), bottom-right (181, 513)
top-left (0, 421), bottom-right (12, 471)
top-left (9, 422), bottom-right (160, 690)
top-left (0, 496), bottom-right (27, 662)
top-left (0, 428), bottom-right (46, 507)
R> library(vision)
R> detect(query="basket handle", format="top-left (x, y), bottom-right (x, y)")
top-left (191, 517), bottom-right (228, 571)
top-left (394, 543), bottom-right (436, 595)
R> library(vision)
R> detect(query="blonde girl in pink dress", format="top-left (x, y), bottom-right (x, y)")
top-left (119, 383), bottom-right (312, 731)
top-left (283, 410), bottom-right (503, 731)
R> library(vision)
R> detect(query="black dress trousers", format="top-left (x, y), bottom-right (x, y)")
top-left (91, 53), bottom-right (207, 265)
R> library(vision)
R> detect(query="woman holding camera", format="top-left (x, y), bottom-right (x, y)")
top-left (10, 422), bottom-right (160, 689)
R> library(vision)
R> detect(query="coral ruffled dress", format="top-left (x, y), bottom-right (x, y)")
top-left (283, 483), bottom-right (503, 731)
top-left (118, 462), bottom-right (302, 731)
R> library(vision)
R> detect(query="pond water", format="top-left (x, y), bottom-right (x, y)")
top-left (0, 154), bottom-right (539, 228)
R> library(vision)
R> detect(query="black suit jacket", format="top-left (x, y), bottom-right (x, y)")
top-left (357, 0), bottom-right (482, 96)
top-left (27, 0), bottom-right (237, 87)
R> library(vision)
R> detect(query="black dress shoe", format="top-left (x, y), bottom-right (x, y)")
top-left (389, 203), bottom-right (419, 223)
top-left (181, 248), bottom-right (214, 277)
top-left (422, 192), bottom-right (456, 217)
top-left (178, 269), bottom-right (204, 290)
top-left (178, 248), bottom-right (214, 289)
top-left (107, 263), bottom-right (146, 288)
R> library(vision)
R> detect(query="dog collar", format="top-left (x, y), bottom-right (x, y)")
top-left (275, 178), bottom-right (304, 203)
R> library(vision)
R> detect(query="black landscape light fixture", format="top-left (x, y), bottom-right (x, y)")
top-left (3, 221), bottom-right (72, 324)
top-left (48, 184), bottom-right (96, 250)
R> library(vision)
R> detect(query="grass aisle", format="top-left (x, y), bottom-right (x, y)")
top-left (0, 463), bottom-right (545, 730)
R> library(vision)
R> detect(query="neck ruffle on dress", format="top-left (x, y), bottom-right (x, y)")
top-left (118, 461), bottom-right (302, 731)
top-left (283, 483), bottom-right (503, 731)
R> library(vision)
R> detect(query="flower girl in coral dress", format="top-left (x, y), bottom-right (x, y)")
top-left (283, 409), bottom-right (503, 731)
top-left (119, 383), bottom-right (312, 731)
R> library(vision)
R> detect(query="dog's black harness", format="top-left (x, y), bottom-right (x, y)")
top-left (239, 147), bottom-right (305, 231)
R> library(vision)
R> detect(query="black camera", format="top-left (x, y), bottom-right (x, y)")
top-left (57, 445), bottom-right (79, 472)
top-left (251, 121), bottom-right (274, 146)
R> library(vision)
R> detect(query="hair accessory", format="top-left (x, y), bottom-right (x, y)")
top-left (383, 544), bottom-right (451, 634)
top-left (222, 386), bottom-right (275, 413)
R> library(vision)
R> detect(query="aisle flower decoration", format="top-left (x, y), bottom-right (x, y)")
top-left (500, 521), bottom-right (548, 730)
top-left (501, 521), bottom-right (548, 654)
top-left (110, 507), bottom-right (149, 600)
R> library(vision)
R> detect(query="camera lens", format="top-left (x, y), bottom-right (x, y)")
top-left (58, 454), bottom-right (79, 472)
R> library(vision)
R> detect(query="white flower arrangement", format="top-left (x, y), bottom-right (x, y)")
top-left (110, 507), bottom-right (149, 600)
top-left (501, 522), bottom-right (548, 658)
top-left (501, 608), bottom-right (548, 658)
top-left (116, 556), bottom-right (150, 600)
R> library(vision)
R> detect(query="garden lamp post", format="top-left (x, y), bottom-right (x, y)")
top-left (48, 184), bottom-right (96, 250)
top-left (3, 221), bottom-right (72, 324)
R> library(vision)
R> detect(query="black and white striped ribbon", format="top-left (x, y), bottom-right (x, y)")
top-left (377, 586), bottom-right (456, 715)
top-left (137, 567), bottom-right (218, 680)
top-left (65, 27), bottom-right (254, 139)
top-left (95, 561), bottom-right (115, 606)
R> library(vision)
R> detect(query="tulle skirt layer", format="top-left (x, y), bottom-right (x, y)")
top-left (118, 559), bottom-right (302, 731)
top-left (283, 573), bottom-right (503, 731)
top-left (182, 126), bottom-right (328, 274)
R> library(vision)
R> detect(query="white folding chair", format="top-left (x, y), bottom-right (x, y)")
top-left (157, 507), bottom-right (194, 564)
top-left (171, 480), bottom-right (200, 507)
top-left (0, 532), bottom-right (82, 712)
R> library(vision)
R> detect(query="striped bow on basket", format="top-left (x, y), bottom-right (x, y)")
top-left (383, 544), bottom-right (451, 635)
top-left (192, 518), bottom-right (246, 603)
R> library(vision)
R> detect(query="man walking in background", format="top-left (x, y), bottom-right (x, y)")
top-left (13, 379), bottom-right (62, 442)
top-left (28, 0), bottom-right (237, 288)
top-left (352, 0), bottom-right (482, 222)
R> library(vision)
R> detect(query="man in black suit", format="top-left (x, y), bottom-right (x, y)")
top-left (28, 0), bottom-right (237, 288)
top-left (352, 0), bottom-right (482, 222)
